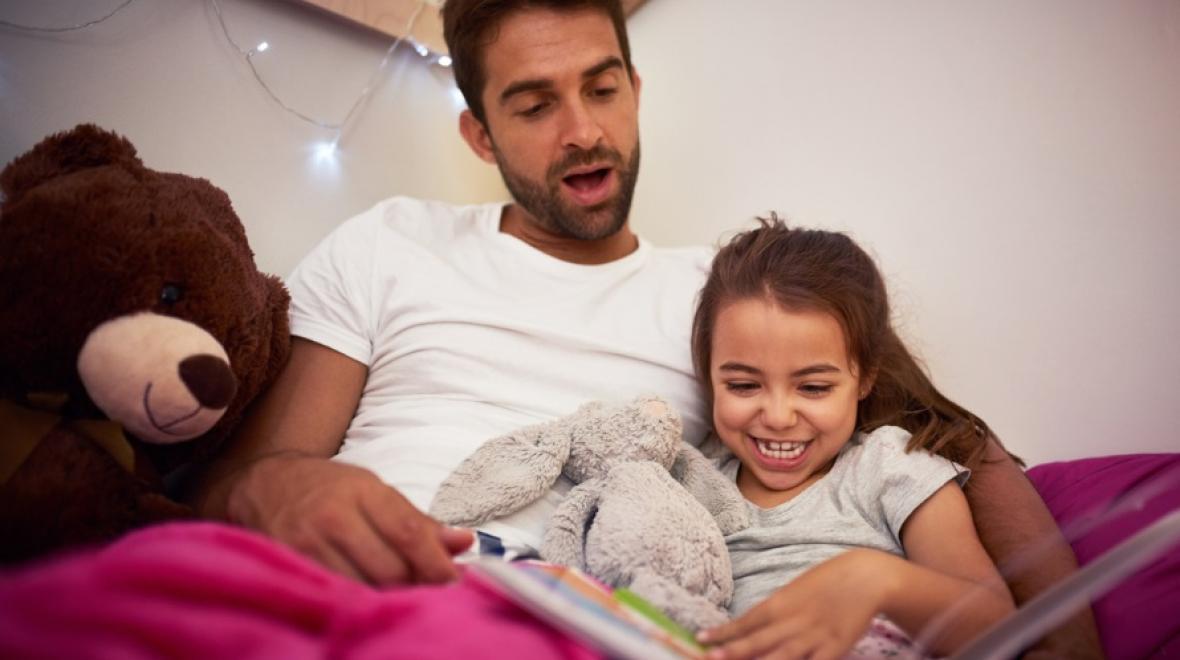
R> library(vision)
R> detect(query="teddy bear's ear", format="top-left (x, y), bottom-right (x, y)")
top-left (262, 274), bottom-right (292, 385)
top-left (1, 124), bottom-right (143, 206)
top-left (429, 417), bottom-right (572, 527)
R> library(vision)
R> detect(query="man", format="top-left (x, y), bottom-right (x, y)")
top-left (194, 0), bottom-right (1100, 655)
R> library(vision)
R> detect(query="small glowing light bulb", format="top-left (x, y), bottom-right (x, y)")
top-left (438, 54), bottom-right (452, 67)
top-left (414, 42), bottom-right (429, 57)
top-left (315, 141), bottom-right (337, 160)
top-left (256, 41), bottom-right (269, 52)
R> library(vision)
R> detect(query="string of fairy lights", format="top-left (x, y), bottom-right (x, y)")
top-left (0, 0), bottom-right (457, 155)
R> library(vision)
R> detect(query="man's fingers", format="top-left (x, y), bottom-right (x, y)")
top-left (326, 521), bottom-right (413, 585)
top-left (311, 537), bottom-right (373, 584)
top-left (363, 493), bottom-right (459, 584)
top-left (439, 527), bottom-right (475, 555)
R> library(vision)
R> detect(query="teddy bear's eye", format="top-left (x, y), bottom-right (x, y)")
top-left (159, 283), bottom-right (185, 305)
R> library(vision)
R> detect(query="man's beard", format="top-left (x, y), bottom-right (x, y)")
top-left (493, 142), bottom-right (641, 241)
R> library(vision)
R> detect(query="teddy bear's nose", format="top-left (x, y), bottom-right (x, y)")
top-left (178, 354), bottom-right (238, 410)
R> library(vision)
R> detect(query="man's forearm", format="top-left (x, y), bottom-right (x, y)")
top-left (966, 438), bottom-right (1104, 657)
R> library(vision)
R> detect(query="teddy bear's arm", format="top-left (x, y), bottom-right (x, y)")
top-left (539, 479), bottom-right (603, 571)
top-left (671, 444), bottom-right (750, 536)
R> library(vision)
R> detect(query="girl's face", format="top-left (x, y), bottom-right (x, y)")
top-left (710, 298), bottom-right (867, 508)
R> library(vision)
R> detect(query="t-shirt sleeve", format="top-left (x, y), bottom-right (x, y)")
top-left (285, 206), bottom-right (381, 366)
top-left (852, 426), bottom-right (969, 546)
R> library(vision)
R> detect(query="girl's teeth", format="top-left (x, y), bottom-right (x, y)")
top-left (755, 439), bottom-right (807, 460)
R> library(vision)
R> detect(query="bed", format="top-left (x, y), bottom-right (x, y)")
top-left (1, 452), bottom-right (1177, 659)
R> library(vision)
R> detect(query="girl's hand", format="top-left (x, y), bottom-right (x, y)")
top-left (698, 549), bottom-right (894, 660)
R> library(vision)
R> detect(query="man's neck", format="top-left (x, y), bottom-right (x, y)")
top-left (498, 204), bottom-right (639, 265)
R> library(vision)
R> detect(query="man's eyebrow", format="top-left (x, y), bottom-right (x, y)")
top-left (498, 56), bottom-right (626, 106)
top-left (582, 56), bottom-right (625, 80)
top-left (499, 78), bottom-right (552, 105)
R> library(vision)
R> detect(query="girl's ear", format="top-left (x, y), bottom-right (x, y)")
top-left (858, 368), bottom-right (878, 400)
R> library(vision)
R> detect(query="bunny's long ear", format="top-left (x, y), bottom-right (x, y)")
top-left (671, 443), bottom-right (751, 535)
top-left (429, 417), bottom-right (572, 527)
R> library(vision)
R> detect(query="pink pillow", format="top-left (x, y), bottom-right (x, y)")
top-left (1027, 453), bottom-right (1180, 659)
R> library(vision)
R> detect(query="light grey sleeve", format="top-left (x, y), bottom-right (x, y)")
top-left (851, 426), bottom-right (969, 545)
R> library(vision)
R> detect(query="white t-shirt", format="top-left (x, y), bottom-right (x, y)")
top-left (286, 196), bottom-right (712, 550)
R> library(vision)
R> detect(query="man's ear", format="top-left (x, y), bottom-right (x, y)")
top-left (630, 67), bottom-right (642, 107)
top-left (459, 110), bottom-right (497, 164)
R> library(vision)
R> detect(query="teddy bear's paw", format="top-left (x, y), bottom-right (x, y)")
top-left (628, 570), bottom-right (732, 632)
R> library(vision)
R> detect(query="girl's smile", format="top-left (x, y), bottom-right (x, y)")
top-left (747, 436), bottom-right (812, 469)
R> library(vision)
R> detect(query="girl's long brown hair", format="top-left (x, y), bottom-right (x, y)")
top-left (692, 215), bottom-right (1017, 469)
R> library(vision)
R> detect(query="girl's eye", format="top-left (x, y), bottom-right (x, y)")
top-left (724, 381), bottom-right (759, 394)
top-left (800, 383), bottom-right (834, 397)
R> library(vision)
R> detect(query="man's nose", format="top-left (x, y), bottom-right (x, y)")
top-left (559, 100), bottom-right (605, 150)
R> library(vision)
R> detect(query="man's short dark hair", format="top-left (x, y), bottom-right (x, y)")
top-left (442, 0), bottom-right (634, 125)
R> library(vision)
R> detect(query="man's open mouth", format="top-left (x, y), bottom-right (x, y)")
top-left (561, 167), bottom-right (614, 206)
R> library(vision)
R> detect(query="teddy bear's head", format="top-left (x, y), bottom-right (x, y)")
top-left (562, 396), bottom-right (684, 483)
top-left (0, 124), bottom-right (290, 470)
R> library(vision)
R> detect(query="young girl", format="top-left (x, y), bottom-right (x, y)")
top-left (692, 216), bottom-right (1015, 659)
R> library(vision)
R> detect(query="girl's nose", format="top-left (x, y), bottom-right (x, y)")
top-left (761, 393), bottom-right (798, 430)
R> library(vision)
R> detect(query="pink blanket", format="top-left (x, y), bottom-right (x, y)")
top-left (0, 522), bottom-right (600, 659)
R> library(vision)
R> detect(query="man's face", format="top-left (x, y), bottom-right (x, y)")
top-left (468, 8), bottom-right (641, 240)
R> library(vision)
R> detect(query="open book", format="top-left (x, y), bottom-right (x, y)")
top-left (952, 508), bottom-right (1180, 659)
top-left (466, 558), bottom-right (706, 660)
top-left (467, 509), bottom-right (1180, 660)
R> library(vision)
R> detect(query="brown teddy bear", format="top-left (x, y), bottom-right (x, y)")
top-left (0, 124), bottom-right (291, 563)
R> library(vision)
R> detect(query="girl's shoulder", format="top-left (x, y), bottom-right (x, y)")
top-left (838, 425), bottom-right (965, 487)
top-left (840, 425), bottom-right (913, 463)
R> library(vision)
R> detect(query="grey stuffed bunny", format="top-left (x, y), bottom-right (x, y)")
top-left (430, 395), bottom-right (750, 631)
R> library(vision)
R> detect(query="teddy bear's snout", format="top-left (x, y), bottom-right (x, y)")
top-left (77, 312), bottom-right (235, 444)
top-left (179, 354), bottom-right (238, 410)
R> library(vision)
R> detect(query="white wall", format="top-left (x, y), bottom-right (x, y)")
top-left (3, 1), bottom-right (1178, 465)
top-left (629, 0), bottom-right (1180, 465)
top-left (0, 0), bottom-right (503, 276)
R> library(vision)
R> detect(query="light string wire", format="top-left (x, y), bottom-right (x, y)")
top-left (2, 0), bottom-right (438, 144)
top-left (208, 0), bottom-right (429, 143)
top-left (0, 0), bottom-right (136, 32)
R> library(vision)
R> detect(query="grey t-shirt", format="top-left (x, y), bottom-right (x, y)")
top-left (714, 425), bottom-right (968, 615)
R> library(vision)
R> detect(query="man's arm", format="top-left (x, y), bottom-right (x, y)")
top-left (966, 437), bottom-right (1104, 658)
top-left (191, 337), bottom-right (472, 584)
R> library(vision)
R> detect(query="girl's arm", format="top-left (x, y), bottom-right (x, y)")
top-left (890, 480), bottom-right (1015, 652)
top-left (700, 482), bottom-right (1014, 660)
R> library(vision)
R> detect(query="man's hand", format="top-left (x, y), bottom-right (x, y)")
top-left (226, 453), bottom-right (473, 585)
